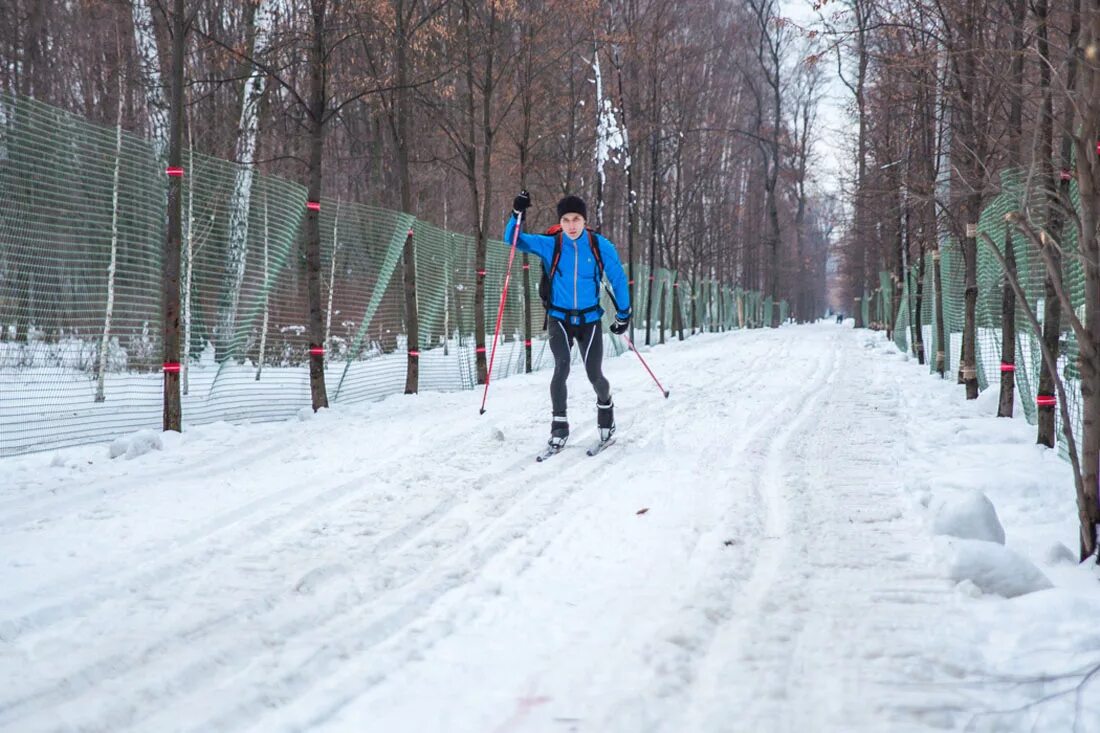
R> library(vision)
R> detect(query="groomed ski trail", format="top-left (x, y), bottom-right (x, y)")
top-left (0, 325), bottom-right (1019, 732)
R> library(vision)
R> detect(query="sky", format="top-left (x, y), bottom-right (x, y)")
top-left (781, 0), bottom-right (854, 204)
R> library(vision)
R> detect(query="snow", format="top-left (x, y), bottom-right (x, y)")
top-left (938, 538), bottom-right (1053, 598)
top-left (930, 489), bottom-right (1006, 544)
top-left (2, 324), bottom-right (1099, 732)
top-left (107, 428), bottom-right (165, 460)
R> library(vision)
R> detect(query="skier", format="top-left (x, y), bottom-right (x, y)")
top-left (505, 190), bottom-right (632, 451)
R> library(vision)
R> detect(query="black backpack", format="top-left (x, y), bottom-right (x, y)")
top-left (538, 224), bottom-right (605, 313)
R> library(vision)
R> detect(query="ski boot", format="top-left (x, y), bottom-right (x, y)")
top-left (550, 414), bottom-right (569, 448)
top-left (597, 400), bottom-right (615, 443)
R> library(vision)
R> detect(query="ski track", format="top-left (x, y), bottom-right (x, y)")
top-left (0, 326), bottom-right (1005, 732)
top-left (675, 331), bottom-right (966, 732)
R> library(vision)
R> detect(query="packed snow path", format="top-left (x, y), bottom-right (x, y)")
top-left (2, 324), bottom-right (1098, 732)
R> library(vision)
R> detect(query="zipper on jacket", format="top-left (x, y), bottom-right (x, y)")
top-left (573, 236), bottom-right (578, 311)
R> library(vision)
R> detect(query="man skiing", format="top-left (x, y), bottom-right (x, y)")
top-left (504, 190), bottom-right (631, 452)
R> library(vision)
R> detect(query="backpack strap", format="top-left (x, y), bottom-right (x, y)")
top-left (548, 232), bottom-right (563, 279)
top-left (587, 229), bottom-right (605, 280)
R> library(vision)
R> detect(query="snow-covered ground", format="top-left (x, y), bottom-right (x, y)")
top-left (2, 323), bottom-right (1098, 732)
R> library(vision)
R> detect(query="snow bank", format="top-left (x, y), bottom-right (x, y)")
top-left (108, 429), bottom-right (169, 459)
top-left (930, 489), bottom-right (1005, 544)
top-left (938, 537), bottom-right (1053, 598)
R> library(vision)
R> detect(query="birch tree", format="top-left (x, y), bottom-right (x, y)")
top-left (95, 72), bottom-right (125, 403)
top-left (218, 0), bottom-right (277, 363)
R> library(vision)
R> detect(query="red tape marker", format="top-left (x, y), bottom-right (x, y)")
top-left (477, 270), bottom-right (487, 277)
top-left (476, 347), bottom-right (487, 354)
top-left (162, 362), bottom-right (181, 373)
top-left (1000, 363), bottom-right (1016, 372)
top-left (408, 350), bottom-right (420, 357)
top-left (1037, 395), bottom-right (1057, 407)
top-left (524, 339), bottom-right (532, 347)
top-left (306, 201), bottom-right (321, 212)
top-left (166, 167), bottom-right (184, 177)
top-left (1060, 169), bottom-right (1073, 182)
top-left (309, 347), bottom-right (324, 356)
top-left (522, 264), bottom-right (530, 271)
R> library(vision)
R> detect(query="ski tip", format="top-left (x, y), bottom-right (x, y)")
top-left (479, 407), bottom-right (486, 415)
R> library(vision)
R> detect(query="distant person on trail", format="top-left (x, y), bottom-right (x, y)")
top-left (504, 190), bottom-right (632, 450)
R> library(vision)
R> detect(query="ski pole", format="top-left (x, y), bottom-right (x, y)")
top-left (479, 211), bottom-right (523, 414)
top-left (620, 333), bottom-right (670, 398)
top-left (602, 284), bottom-right (669, 398)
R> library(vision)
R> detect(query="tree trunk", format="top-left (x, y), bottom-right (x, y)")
top-left (219, 0), bottom-right (275, 363)
top-left (913, 247), bottom-right (926, 364)
top-left (645, 114), bottom-right (659, 345)
top-left (162, 0), bottom-right (184, 432)
top-left (1035, 0), bottom-right (1066, 445)
top-left (614, 49), bottom-right (637, 343)
top-left (999, 0), bottom-right (1026, 418)
top-left (1074, 0), bottom-right (1100, 560)
top-left (962, 191), bottom-right (980, 399)
top-left (256, 192), bottom-right (271, 381)
top-left (933, 248), bottom-right (946, 376)
top-left (95, 78), bottom-right (125, 403)
top-left (393, 0), bottom-right (420, 395)
top-left (997, 223), bottom-right (1017, 417)
top-left (305, 0), bottom-right (329, 411)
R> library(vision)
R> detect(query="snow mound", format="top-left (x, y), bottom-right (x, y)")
top-left (931, 490), bottom-right (1005, 544)
top-left (940, 538), bottom-right (1053, 598)
top-left (1042, 541), bottom-right (1077, 566)
top-left (108, 429), bottom-right (163, 460)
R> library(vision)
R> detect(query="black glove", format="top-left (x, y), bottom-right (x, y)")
top-left (610, 315), bottom-right (629, 335)
top-left (512, 190), bottom-right (531, 215)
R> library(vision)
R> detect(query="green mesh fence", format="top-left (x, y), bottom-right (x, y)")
top-left (0, 93), bottom-right (787, 456)
top-left (882, 166), bottom-right (1087, 456)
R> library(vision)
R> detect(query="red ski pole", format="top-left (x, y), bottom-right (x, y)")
top-left (621, 333), bottom-right (670, 398)
top-left (479, 211), bottom-right (523, 414)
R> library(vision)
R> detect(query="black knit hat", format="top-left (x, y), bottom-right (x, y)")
top-left (556, 195), bottom-right (588, 220)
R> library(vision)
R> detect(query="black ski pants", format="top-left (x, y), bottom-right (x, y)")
top-left (548, 317), bottom-right (610, 416)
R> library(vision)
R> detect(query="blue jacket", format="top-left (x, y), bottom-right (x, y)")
top-left (504, 214), bottom-right (631, 326)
